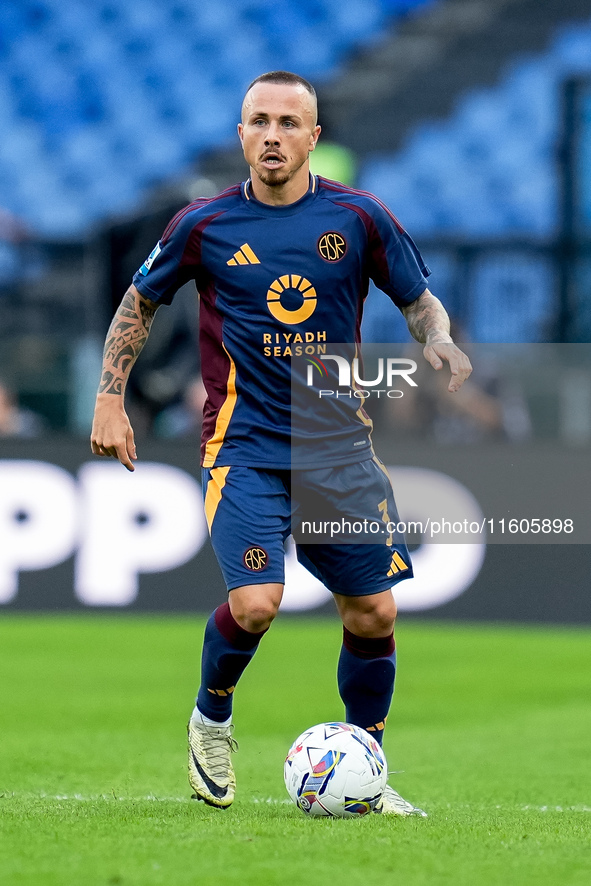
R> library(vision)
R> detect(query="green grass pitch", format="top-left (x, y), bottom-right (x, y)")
top-left (1, 614), bottom-right (590, 886)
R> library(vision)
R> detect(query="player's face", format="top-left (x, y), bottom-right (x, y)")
top-left (238, 83), bottom-right (320, 192)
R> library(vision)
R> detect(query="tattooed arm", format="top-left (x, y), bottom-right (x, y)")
top-left (402, 288), bottom-right (472, 392)
top-left (90, 284), bottom-right (159, 471)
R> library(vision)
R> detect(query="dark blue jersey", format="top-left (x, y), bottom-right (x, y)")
top-left (133, 175), bottom-right (430, 468)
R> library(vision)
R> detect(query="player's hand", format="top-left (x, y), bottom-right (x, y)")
top-left (423, 340), bottom-right (472, 393)
top-left (90, 396), bottom-right (137, 472)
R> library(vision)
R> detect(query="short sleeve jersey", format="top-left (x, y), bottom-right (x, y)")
top-left (132, 175), bottom-right (430, 469)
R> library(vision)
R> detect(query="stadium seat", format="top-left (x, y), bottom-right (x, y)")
top-left (468, 253), bottom-right (556, 343)
top-left (0, 0), bottom-right (437, 238)
top-left (361, 18), bottom-right (591, 242)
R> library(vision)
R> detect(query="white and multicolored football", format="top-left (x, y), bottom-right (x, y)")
top-left (284, 722), bottom-right (388, 817)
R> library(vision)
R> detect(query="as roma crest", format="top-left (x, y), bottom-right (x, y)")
top-left (318, 232), bottom-right (347, 262)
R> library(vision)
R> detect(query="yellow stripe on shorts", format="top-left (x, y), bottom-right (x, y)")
top-left (204, 466), bottom-right (231, 533)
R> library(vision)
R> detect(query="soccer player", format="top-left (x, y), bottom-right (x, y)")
top-left (91, 71), bottom-right (472, 816)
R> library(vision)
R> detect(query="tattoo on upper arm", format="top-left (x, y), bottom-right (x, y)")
top-left (139, 299), bottom-right (157, 328)
top-left (118, 291), bottom-right (139, 320)
top-left (98, 289), bottom-right (158, 395)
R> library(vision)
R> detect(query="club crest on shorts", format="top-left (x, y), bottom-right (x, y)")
top-left (243, 546), bottom-right (268, 571)
top-left (317, 231), bottom-right (347, 262)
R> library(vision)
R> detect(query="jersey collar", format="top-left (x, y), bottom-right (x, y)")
top-left (242, 174), bottom-right (318, 215)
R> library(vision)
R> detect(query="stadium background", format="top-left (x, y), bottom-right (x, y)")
top-left (1, 5), bottom-right (590, 886)
top-left (1, 0), bottom-right (590, 621)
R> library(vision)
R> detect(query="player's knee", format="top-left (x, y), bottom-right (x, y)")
top-left (357, 608), bottom-right (396, 637)
top-left (240, 602), bottom-right (278, 633)
top-left (229, 585), bottom-right (281, 633)
top-left (341, 593), bottom-right (397, 637)
top-left (388, 596), bottom-right (398, 624)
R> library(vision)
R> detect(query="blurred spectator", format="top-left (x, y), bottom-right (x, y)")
top-left (0, 208), bottom-right (31, 288)
top-left (0, 208), bottom-right (30, 243)
top-left (380, 325), bottom-right (532, 444)
top-left (309, 142), bottom-right (357, 185)
top-left (0, 379), bottom-right (47, 438)
top-left (153, 376), bottom-right (207, 439)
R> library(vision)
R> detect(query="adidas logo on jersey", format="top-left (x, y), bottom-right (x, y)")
top-left (227, 244), bottom-right (260, 266)
top-left (387, 551), bottom-right (409, 578)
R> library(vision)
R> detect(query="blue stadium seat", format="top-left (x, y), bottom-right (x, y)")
top-left (0, 0), bottom-right (437, 237)
top-left (361, 17), bottom-right (591, 242)
top-left (468, 253), bottom-right (556, 343)
top-left (358, 16), bottom-right (591, 340)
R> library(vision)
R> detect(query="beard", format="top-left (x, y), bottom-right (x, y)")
top-left (256, 166), bottom-right (291, 187)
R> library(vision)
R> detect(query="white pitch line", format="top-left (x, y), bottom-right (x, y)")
top-left (0, 791), bottom-right (291, 806)
top-left (251, 797), bottom-right (292, 805)
top-left (0, 792), bottom-right (188, 803)
top-left (1, 793), bottom-right (589, 812)
top-left (520, 805), bottom-right (591, 813)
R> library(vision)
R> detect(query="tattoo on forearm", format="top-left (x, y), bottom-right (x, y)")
top-left (403, 292), bottom-right (450, 344)
top-left (98, 289), bottom-right (158, 395)
top-left (98, 371), bottom-right (123, 395)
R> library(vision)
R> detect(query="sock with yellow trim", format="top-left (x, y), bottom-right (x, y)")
top-left (337, 627), bottom-right (396, 746)
top-left (196, 602), bottom-right (267, 722)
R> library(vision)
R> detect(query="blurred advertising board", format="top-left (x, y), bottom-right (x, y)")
top-left (1, 438), bottom-right (589, 623)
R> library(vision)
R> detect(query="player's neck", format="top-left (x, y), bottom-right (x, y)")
top-left (249, 166), bottom-right (312, 206)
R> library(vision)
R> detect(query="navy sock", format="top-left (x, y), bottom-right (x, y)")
top-left (337, 627), bottom-right (396, 745)
top-left (196, 602), bottom-right (267, 722)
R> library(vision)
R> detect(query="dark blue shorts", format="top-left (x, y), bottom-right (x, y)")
top-left (202, 458), bottom-right (413, 596)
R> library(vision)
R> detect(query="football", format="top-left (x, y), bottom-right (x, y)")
top-left (284, 722), bottom-right (388, 817)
